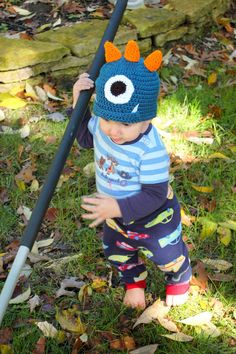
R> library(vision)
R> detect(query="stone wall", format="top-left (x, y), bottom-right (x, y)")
top-left (0, 0), bottom-right (231, 93)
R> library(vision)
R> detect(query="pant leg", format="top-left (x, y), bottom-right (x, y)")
top-left (125, 197), bottom-right (192, 286)
top-left (103, 220), bottom-right (147, 286)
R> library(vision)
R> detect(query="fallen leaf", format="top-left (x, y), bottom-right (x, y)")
top-left (91, 278), bottom-right (107, 290)
top-left (35, 86), bottom-right (48, 102)
top-left (178, 312), bottom-right (212, 326)
top-left (44, 136), bottom-right (57, 144)
top-left (192, 185), bottom-right (214, 193)
top-left (0, 344), bottom-right (13, 354)
top-left (0, 328), bottom-right (13, 344)
top-left (181, 209), bottom-right (194, 227)
top-left (208, 72), bottom-right (217, 85)
top-left (83, 162), bottom-right (95, 177)
top-left (217, 226), bottom-right (232, 246)
top-left (191, 261), bottom-right (208, 291)
top-left (187, 137), bottom-right (214, 145)
top-left (25, 82), bottom-right (38, 100)
top-left (36, 321), bottom-right (58, 338)
top-left (0, 188), bottom-right (9, 204)
top-left (0, 93), bottom-right (26, 109)
top-left (130, 344), bottom-right (158, 354)
top-left (78, 284), bottom-right (93, 303)
top-left (199, 218), bottom-right (217, 239)
top-left (218, 220), bottom-right (236, 231)
top-left (110, 336), bottom-right (136, 351)
top-left (15, 164), bottom-right (35, 184)
top-left (161, 332), bottom-right (193, 342)
top-left (32, 337), bottom-right (46, 354)
top-left (27, 253), bottom-right (51, 264)
top-left (19, 125), bottom-right (30, 139)
top-left (208, 273), bottom-right (235, 282)
top-left (158, 317), bottom-right (179, 332)
top-left (9, 285), bottom-right (31, 304)
top-left (15, 179), bottom-right (26, 191)
top-left (133, 300), bottom-right (170, 328)
top-left (12, 6), bottom-right (32, 15)
top-left (37, 238), bottom-right (54, 248)
top-left (208, 152), bottom-right (230, 159)
top-left (56, 305), bottom-right (85, 334)
top-left (20, 264), bottom-right (32, 278)
top-left (47, 112), bottom-right (66, 122)
top-left (17, 205), bottom-right (32, 221)
top-left (201, 258), bottom-right (233, 271)
top-left (28, 294), bottom-right (41, 312)
top-left (0, 109), bottom-right (5, 121)
top-left (47, 92), bottom-right (63, 101)
top-left (56, 277), bottom-right (85, 298)
top-left (45, 208), bottom-right (58, 222)
top-left (200, 323), bottom-right (221, 337)
top-left (30, 179), bottom-right (39, 192)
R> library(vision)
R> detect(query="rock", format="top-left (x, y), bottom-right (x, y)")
top-left (0, 37), bottom-right (70, 71)
top-left (123, 7), bottom-right (185, 38)
top-left (0, 76), bottom-right (43, 93)
top-left (154, 26), bottom-right (188, 47)
top-left (168, 0), bottom-right (230, 23)
top-left (35, 21), bottom-right (137, 58)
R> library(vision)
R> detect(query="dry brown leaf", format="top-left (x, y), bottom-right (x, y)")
top-left (178, 312), bottom-right (212, 326)
top-left (158, 317), bottom-right (179, 332)
top-left (208, 273), bottom-right (235, 282)
top-left (36, 321), bottom-right (58, 338)
top-left (32, 337), bottom-right (46, 354)
top-left (110, 336), bottom-right (136, 351)
top-left (130, 344), bottom-right (158, 354)
top-left (56, 305), bottom-right (86, 334)
top-left (191, 261), bottom-right (208, 291)
top-left (201, 259), bottom-right (233, 271)
top-left (133, 299), bottom-right (170, 328)
top-left (55, 277), bottom-right (85, 298)
top-left (162, 332), bottom-right (193, 342)
top-left (200, 323), bottom-right (221, 337)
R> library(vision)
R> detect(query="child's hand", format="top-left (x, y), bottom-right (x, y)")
top-left (81, 193), bottom-right (122, 227)
top-left (73, 73), bottom-right (94, 108)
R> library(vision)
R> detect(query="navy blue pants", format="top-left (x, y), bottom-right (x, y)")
top-left (103, 195), bottom-right (192, 287)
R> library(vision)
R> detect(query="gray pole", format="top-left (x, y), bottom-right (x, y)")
top-left (0, 0), bottom-right (128, 326)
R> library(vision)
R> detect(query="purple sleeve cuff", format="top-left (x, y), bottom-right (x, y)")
top-left (117, 182), bottom-right (168, 224)
top-left (66, 106), bottom-right (93, 148)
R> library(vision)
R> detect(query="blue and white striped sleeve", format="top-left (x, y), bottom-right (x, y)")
top-left (88, 115), bottom-right (97, 135)
top-left (139, 147), bottom-right (170, 184)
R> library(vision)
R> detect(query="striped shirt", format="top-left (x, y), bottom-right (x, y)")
top-left (88, 116), bottom-right (170, 200)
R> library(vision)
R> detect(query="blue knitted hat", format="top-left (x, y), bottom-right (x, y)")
top-left (93, 40), bottom-right (162, 123)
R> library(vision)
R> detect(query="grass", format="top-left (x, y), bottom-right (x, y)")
top-left (0, 47), bottom-right (236, 353)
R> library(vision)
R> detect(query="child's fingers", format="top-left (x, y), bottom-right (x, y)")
top-left (78, 72), bottom-right (90, 79)
top-left (89, 217), bottom-right (104, 228)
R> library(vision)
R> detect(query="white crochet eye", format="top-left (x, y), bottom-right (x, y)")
top-left (104, 75), bottom-right (134, 104)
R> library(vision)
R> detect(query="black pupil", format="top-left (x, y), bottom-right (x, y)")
top-left (111, 81), bottom-right (126, 96)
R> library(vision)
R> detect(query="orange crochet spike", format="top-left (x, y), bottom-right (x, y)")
top-left (144, 50), bottom-right (162, 72)
top-left (124, 40), bottom-right (140, 62)
top-left (104, 41), bottom-right (122, 63)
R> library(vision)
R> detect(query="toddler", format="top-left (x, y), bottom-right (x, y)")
top-left (73, 40), bottom-right (192, 309)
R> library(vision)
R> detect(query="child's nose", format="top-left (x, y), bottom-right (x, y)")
top-left (109, 123), bottom-right (120, 136)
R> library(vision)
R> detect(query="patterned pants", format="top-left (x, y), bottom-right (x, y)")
top-left (103, 196), bottom-right (191, 288)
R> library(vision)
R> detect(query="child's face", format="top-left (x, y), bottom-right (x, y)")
top-left (100, 118), bottom-right (151, 144)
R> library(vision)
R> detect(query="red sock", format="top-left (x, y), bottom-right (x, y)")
top-left (166, 282), bottom-right (189, 296)
top-left (125, 280), bottom-right (146, 290)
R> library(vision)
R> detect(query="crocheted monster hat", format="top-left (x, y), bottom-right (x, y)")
top-left (93, 40), bottom-right (162, 123)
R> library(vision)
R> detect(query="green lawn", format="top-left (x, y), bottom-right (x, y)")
top-left (0, 39), bottom-right (236, 353)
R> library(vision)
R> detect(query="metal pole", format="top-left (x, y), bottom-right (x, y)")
top-left (0, 0), bottom-right (128, 326)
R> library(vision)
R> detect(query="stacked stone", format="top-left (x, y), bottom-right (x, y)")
top-left (0, 0), bottom-right (230, 93)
